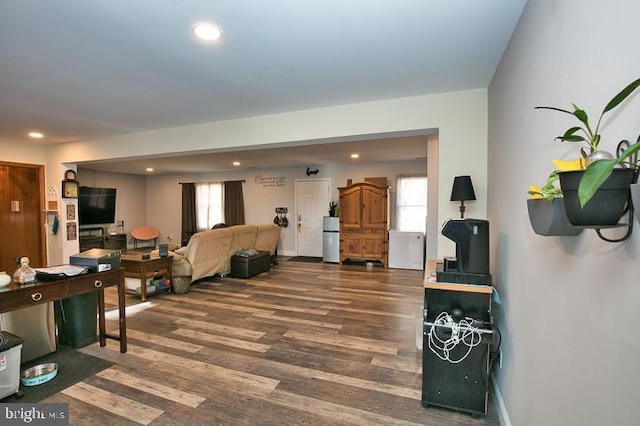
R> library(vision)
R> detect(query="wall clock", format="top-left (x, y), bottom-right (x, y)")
top-left (64, 169), bottom-right (77, 181)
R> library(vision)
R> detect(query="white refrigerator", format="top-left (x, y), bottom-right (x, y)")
top-left (388, 231), bottom-right (425, 270)
top-left (322, 217), bottom-right (340, 263)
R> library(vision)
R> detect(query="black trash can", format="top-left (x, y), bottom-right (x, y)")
top-left (55, 292), bottom-right (98, 348)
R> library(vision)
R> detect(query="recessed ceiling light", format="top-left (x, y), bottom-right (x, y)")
top-left (350, 153), bottom-right (360, 159)
top-left (146, 167), bottom-right (154, 172)
top-left (192, 22), bottom-right (223, 42)
top-left (233, 161), bottom-right (240, 166)
top-left (28, 132), bottom-right (44, 139)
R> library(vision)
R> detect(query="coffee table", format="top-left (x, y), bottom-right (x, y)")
top-left (120, 252), bottom-right (172, 301)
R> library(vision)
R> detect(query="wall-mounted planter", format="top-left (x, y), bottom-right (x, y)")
top-left (631, 183), bottom-right (640, 225)
top-left (558, 169), bottom-right (636, 227)
top-left (527, 198), bottom-right (583, 236)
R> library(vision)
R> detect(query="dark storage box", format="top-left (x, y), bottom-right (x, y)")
top-left (231, 251), bottom-right (271, 278)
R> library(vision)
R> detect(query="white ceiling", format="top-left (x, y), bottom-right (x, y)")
top-left (0, 0), bottom-right (527, 174)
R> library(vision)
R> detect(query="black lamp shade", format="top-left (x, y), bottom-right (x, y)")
top-left (450, 175), bottom-right (476, 202)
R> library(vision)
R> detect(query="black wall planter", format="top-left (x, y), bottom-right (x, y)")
top-left (631, 183), bottom-right (640, 225)
top-left (527, 198), bottom-right (583, 236)
top-left (559, 169), bottom-right (636, 227)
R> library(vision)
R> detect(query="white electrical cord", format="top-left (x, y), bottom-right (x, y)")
top-left (428, 311), bottom-right (483, 364)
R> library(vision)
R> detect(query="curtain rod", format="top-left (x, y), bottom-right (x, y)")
top-left (179, 180), bottom-right (246, 184)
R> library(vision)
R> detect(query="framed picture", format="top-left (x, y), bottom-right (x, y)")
top-left (67, 222), bottom-right (77, 240)
top-left (66, 203), bottom-right (75, 221)
top-left (62, 179), bottom-right (79, 198)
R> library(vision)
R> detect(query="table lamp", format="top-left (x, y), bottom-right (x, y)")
top-left (450, 175), bottom-right (476, 218)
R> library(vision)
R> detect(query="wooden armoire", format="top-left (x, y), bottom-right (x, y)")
top-left (338, 182), bottom-right (389, 267)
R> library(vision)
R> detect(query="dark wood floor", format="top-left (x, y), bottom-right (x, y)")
top-left (44, 258), bottom-right (500, 425)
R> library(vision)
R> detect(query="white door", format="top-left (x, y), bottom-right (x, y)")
top-left (296, 179), bottom-right (331, 257)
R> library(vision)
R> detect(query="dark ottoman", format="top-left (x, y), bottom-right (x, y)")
top-left (231, 250), bottom-right (271, 278)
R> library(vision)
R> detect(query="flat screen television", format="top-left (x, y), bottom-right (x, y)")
top-left (78, 186), bottom-right (117, 226)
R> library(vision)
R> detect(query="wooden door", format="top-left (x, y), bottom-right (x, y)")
top-left (0, 162), bottom-right (46, 273)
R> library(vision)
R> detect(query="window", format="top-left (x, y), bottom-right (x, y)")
top-left (396, 175), bottom-right (427, 233)
top-left (195, 182), bottom-right (223, 231)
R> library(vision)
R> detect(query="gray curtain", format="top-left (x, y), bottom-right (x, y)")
top-left (224, 180), bottom-right (245, 226)
top-left (181, 183), bottom-right (197, 245)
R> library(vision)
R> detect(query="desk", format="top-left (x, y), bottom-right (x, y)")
top-left (0, 269), bottom-right (127, 353)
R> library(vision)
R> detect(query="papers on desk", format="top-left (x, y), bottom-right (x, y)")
top-left (34, 265), bottom-right (89, 281)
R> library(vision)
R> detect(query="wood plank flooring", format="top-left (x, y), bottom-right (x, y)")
top-left (43, 259), bottom-right (500, 425)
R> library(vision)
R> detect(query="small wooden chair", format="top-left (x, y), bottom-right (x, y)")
top-left (131, 226), bottom-right (160, 249)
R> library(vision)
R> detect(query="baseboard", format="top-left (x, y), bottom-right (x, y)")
top-left (491, 373), bottom-right (512, 426)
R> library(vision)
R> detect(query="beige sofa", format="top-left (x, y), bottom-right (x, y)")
top-left (163, 224), bottom-right (281, 283)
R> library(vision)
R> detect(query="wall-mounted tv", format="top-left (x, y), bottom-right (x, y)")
top-left (78, 186), bottom-right (117, 226)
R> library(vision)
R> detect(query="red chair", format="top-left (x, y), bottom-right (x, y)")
top-left (131, 226), bottom-right (160, 249)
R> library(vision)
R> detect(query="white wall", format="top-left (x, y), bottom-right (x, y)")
top-left (77, 169), bottom-right (146, 247)
top-left (48, 89), bottom-right (488, 259)
top-left (0, 141), bottom-right (47, 165)
top-left (489, 1), bottom-right (640, 425)
top-left (138, 159), bottom-right (426, 256)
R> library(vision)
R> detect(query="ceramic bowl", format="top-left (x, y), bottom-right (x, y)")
top-left (0, 272), bottom-right (11, 287)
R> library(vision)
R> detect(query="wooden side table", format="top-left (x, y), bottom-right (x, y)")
top-left (121, 255), bottom-right (172, 301)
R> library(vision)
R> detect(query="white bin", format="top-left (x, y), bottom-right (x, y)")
top-left (0, 331), bottom-right (24, 399)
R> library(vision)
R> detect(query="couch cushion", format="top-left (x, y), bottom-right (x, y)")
top-left (229, 225), bottom-right (258, 251)
top-left (255, 224), bottom-right (281, 255)
top-left (185, 228), bottom-right (233, 280)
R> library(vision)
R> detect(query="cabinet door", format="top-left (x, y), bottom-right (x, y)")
top-left (362, 231), bottom-right (386, 260)
top-left (339, 186), bottom-right (362, 232)
top-left (80, 236), bottom-right (104, 251)
top-left (362, 186), bottom-right (387, 230)
top-left (340, 231), bottom-right (362, 260)
top-left (105, 234), bottom-right (126, 250)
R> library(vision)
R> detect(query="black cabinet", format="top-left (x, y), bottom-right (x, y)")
top-left (421, 281), bottom-right (494, 417)
top-left (79, 233), bottom-right (126, 252)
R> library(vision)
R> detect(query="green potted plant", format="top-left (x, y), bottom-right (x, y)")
top-left (328, 200), bottom-right (339, 217)
top-left (536, 77), bottom-right (640, 226)
top-left (527, 169), bottom-right (583, 236)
